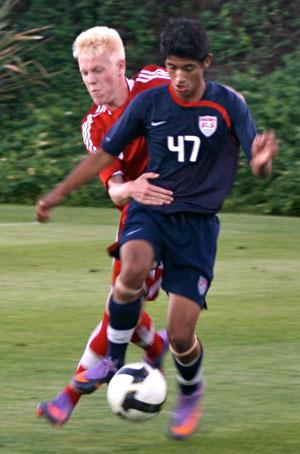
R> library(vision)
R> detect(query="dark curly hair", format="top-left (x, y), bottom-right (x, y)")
top-left (160, 17), bottom-right (211, 62)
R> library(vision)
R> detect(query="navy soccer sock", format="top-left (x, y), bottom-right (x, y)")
top-left (107, 296), bottom-right (142, 368)
top-left (173, 347), bottom-right (204, 395)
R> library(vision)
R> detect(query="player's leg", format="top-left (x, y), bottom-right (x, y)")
top-left (167, 293), bottom-right (205, 439)
top-left (161, 212), bottom-right (218, 439)
top-left (73, 239), bottom-right (155, 394)
top-left (107, 215), bottom-right (167, 365)
top-left (111, 257), bottom-right (167, 368)
top-left (36, 309), bottom-right (110, 425)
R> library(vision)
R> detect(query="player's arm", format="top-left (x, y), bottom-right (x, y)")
top-left (36, 92), bottom-right (156, 222)
top-left (36, 149), bottom-right (115, 222)
top-left (229, 93), bottom-right (278, 177)
top-left (108, 172), bottom-right (173, 207)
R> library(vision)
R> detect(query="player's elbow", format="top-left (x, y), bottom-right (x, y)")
top-left (94, 148), bottom-right (116, 172)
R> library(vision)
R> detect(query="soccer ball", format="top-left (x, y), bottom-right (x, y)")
top-left (107, 362), bottom-right (167, 421)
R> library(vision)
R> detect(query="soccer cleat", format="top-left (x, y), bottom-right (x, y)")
top-left (144, 329), bottom-right (169, 371)
top-left (71, 358), bottom-right (117, 395)
top-left (36, 391), bottom-right (74, 426)
top-left (169, 380), bottom-right (205, 440)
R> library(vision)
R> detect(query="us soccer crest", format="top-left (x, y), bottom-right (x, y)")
top-left (197, 275), bottom-right (208, 296)
top-left (199, 116), bottom-right (217, 137)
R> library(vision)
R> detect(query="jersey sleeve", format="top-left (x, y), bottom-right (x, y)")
top-left (101, 93), bottom-right (147, 156)
top-left (81, 107), bottom-right (103, 155)
top-left (227, 92), bottom-right (256, 161)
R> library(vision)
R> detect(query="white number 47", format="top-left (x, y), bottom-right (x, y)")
top-left (167, 135), bottom-right (201, 162)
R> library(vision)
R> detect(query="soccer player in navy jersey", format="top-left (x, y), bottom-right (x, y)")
top-left (37, 18), bottom-right (278, 439)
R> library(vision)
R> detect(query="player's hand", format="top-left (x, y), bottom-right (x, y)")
top-left (128, 172), bottom-right (173, 205)
top-left (250, 130), bottom-right (279, 176)
top-left (36, 190), bottom-right (64, 223)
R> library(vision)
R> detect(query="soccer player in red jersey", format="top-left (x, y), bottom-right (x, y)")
top-left (36, 26), bottom-right (172, 426)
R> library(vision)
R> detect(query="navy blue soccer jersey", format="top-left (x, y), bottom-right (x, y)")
top-left (102, 81), bottom-right (256, 214)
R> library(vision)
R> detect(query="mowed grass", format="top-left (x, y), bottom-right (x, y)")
top-left (0, 204), bottom-right (299, 454)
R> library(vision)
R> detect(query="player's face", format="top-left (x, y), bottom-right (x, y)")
top-left (165, 55), bottom-right (211, 102)
top-left (78, 52), bottom-right (125, 108)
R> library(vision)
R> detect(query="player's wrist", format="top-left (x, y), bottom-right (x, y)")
top-left (250, 157), bottom-right (272, 177)
top-left (109, 181), bottom-right (132, 206)
top-left (123, 181), bottom-right (134, 199)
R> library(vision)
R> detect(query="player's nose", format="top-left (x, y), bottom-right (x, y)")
top-left (87, 73), bottom-right (97, 85)
top-left (174, 70), bottom-right (186, 84)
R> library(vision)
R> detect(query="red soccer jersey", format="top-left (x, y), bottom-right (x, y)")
top-left (81, 65), bottom-right (170, 192)
top-left (81, 65), bottom-right (169, 292)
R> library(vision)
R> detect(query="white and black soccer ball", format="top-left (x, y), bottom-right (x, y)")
top-left (107, 362), bottom-right (167, 421)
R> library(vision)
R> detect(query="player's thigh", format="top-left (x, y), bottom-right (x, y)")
top-left (119, 206), bottom-right (164, 280)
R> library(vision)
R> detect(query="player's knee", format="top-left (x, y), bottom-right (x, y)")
top-left (120, 259), bottom-right (150, 288)
top-left (114, 275), bottom-right (143, 302)
top-left (120, 241), bottom-right (154, 282)
top-left (168, 329), bottom-right (194, 354)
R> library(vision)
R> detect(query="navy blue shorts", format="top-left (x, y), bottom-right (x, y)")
top-left (118, 206), bottom-right (220, 308)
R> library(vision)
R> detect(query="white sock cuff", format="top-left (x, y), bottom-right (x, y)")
top-left (107, 325), bottom-right (135, 344)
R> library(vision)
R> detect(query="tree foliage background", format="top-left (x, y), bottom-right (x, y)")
top-left (0, 0), bottom-right (299, 215)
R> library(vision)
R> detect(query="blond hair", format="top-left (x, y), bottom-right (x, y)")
top-left (72, 26), bottom-right (125, 60)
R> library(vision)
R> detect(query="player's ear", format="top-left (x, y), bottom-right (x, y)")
top-left (118, 59), bottom-right (126, 77)
top-left (203, 53), bottom-right (213, 69)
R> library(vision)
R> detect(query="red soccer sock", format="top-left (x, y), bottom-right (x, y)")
top-left (89, 310), bottom-right (109, 357)
top-left (131, 310), bottom-right (164, 360)
top-left (76, 364), bottom-right (86, 374)
top-left (143, 331), bottom-right (164, 361)
top-left (74, 310), bottom-right (110, 375)
top-left (62, 384), bottom-right (81, 406)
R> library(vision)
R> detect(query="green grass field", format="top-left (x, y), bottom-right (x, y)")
top-left (0, 204), bottom-right (299, 454)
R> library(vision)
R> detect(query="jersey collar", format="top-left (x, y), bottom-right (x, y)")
top-left (168, 82), bottom-right (208, 107)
